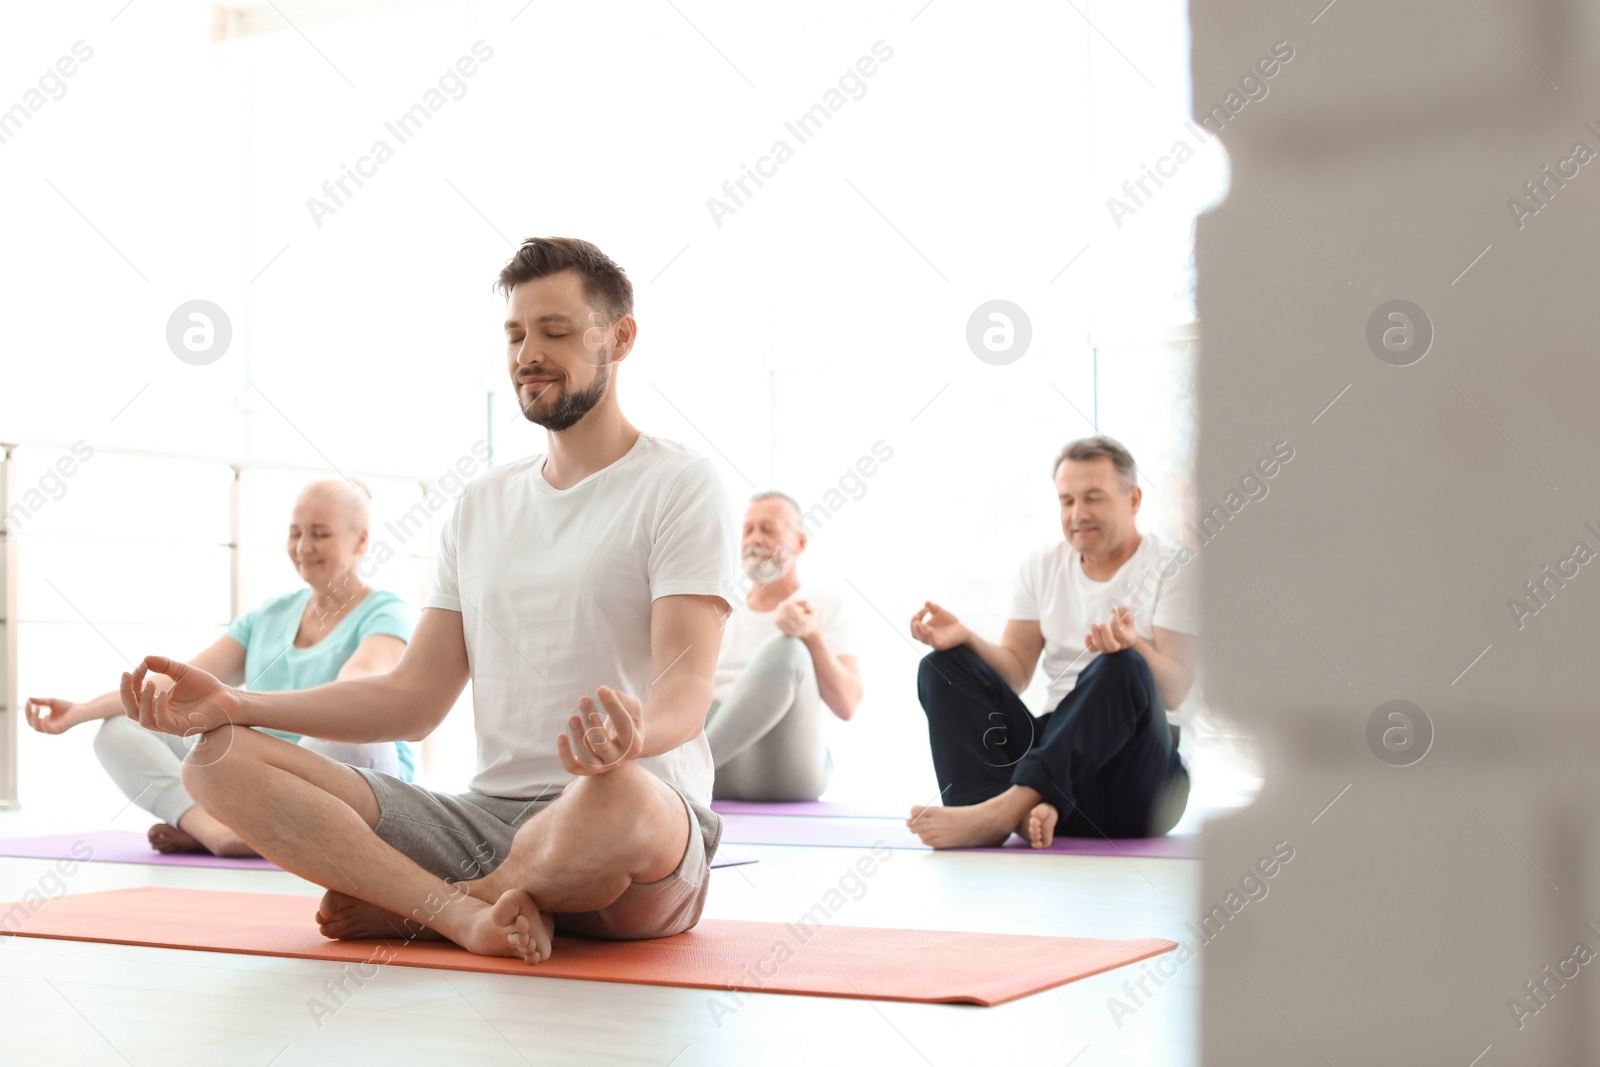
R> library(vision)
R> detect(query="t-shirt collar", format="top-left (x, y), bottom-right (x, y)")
top-left (530, 433), bottom-right (648, 495)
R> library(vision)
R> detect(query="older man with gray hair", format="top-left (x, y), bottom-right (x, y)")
top-left (706, 491), bottom-right (864, 801)
top-left (907, 435), bottom-right (1198, 849)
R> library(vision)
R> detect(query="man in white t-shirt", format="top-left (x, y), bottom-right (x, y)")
top-left (121, 238), bottom-right (737, 962)
top-left (706, 491), bottom-right (863, 800)
top-left (907, 436), bottom-right (1198, 850)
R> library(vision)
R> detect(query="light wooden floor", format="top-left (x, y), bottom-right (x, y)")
top-left (0, 822), bottom-right (1208, 1067)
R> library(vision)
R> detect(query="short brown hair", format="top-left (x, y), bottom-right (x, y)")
top-left (495, 237), bottom-right (634, 324)
top-left (1054, 435), bottom-right (1137, 491)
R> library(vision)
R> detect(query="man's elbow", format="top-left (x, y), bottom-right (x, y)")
top-left (395, 710), bottom-right (443, 744)
top-left (401, 702), bottom-right (448, 744)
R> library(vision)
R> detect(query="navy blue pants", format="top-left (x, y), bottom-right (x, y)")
top-left (917, 646), bottom-right (1189, 838)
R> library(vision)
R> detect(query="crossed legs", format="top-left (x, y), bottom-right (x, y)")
top-left (909, 645), bottom-right (1184, 848)
top-left (181, 724), bottom-right (689, 962)
top-left (706, 635), bottom-right (831, 802)
top-left (95, 715), bottom-right (402, 857)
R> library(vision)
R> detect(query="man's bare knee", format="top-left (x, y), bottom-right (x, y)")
top-left (559, 765), bottom-right (660, 819)
top-left (546, 768), bottom-right (685, 869)
top-left (518, 773), bottom-right (634, 852)
top-left (180, 724), bottom-right (260, 802)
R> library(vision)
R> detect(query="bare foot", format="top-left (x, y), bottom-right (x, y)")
top-left (1023, 803), bottom-right (1059, 849)
top-left (491, 887), bottom-right (557, 964)
top-left (443, 888), bottom-right (556, 963)
top-left (316, 889), bottom-right (445, 942)
top-left (906, 799), bottom-right (1017, 849)
top-left (148, 823), bottom-right (205, 854)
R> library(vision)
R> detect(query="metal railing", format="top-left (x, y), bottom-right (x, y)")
top-left (0, 438), bottom-right (444, 809)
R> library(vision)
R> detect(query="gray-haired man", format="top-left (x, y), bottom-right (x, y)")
top-left (907, 436), bottom-right (1199, 848)
top-left (705, 492), bottom-right (864, 801)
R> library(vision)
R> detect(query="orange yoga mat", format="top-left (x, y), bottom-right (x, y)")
top-left (6, 887), bottom-right (1175, 1006)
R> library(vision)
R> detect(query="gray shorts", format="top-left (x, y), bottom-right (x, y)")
top-left (353, 768), bottom-right (722, 941)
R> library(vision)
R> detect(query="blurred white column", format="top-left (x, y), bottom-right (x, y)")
top-left (1192, 0), bottom-right (1600, 1063)
top-left (0, 444), bottom-right (17, 808)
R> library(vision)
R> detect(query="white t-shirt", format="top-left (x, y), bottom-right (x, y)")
top-left (1009, 531), bottom-right (1199, 748)
top-left (712, 584), bottom-right (861, 702)
top-left (427, 434), bottom-right (736, 804)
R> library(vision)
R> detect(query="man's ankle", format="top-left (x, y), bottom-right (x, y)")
top-left (995, 785), bottom-right (1043, 818)
top-left (461, 868), bottom-right (521, 905)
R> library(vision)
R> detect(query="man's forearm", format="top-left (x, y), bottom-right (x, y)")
top-left (236, 674), bottom-right (437, 744)
top-left (638, 674), bottom-right (714, 758)
top-left (801, 633), bottom-right (862, 719)
top-left (1130, 637), bottom-right (1192, 709)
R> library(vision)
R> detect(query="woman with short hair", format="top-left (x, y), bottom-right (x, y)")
top-left (25, 478), bottom-right (416, 856)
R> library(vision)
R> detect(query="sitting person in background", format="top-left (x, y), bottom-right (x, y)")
top-left (706, 491), bottom-right (863, 801)
top-left (907, 435), bottom-right (1197, 849)
top-left (25, 477), bottom-right (414, 856)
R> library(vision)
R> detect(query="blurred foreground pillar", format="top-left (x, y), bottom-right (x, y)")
top-left (1191, 1), bottom-right (1600, 1063)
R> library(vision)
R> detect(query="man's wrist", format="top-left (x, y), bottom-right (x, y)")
top-left (231, 688), bottom-right (261, 728)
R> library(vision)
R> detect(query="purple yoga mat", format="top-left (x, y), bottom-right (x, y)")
top-left (716, 814), bottom-right (1196, 858)
top-left (0, 831), bottom-right (277, 870)
top-left (710, 799), bottom-right (903, 819)
top-left (0, 831), bottom-right (756, 870)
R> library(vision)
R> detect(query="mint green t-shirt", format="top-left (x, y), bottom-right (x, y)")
top-left (223, 588), bottom-right (416, 781)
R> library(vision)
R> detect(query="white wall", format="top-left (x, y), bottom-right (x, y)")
top-left (1, 0), bottom-right (1210, 810)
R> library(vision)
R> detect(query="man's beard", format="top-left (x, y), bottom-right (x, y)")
top-left (520, 362), bottom-right (610, 431)
top-left (742, 546), bottom-right (790, 585)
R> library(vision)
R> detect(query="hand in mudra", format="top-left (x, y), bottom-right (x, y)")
top-left (557, 685), bottom-right (644, 775)
top-left (909, 600), bottom-right (970, 650)
top-left (1085, 605), bottom-right (1138, 653)
top-left (121, 656), bottom-right (240, 739)
top-left (24, 697), bottom-right (89, 735)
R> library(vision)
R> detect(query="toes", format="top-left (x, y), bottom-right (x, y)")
top-left (507, 914), bottom-right (530, 955)
top-left (529, 916), bottom-right (554, 964)
top-left (317, 893), bottom-right (352, 918)
top-left (314, 891), bottom-right (365, 931)
top-left (1027, 805), bottom-right (1057, 849)
top-left (484, 888), bottom-right (552, 964)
